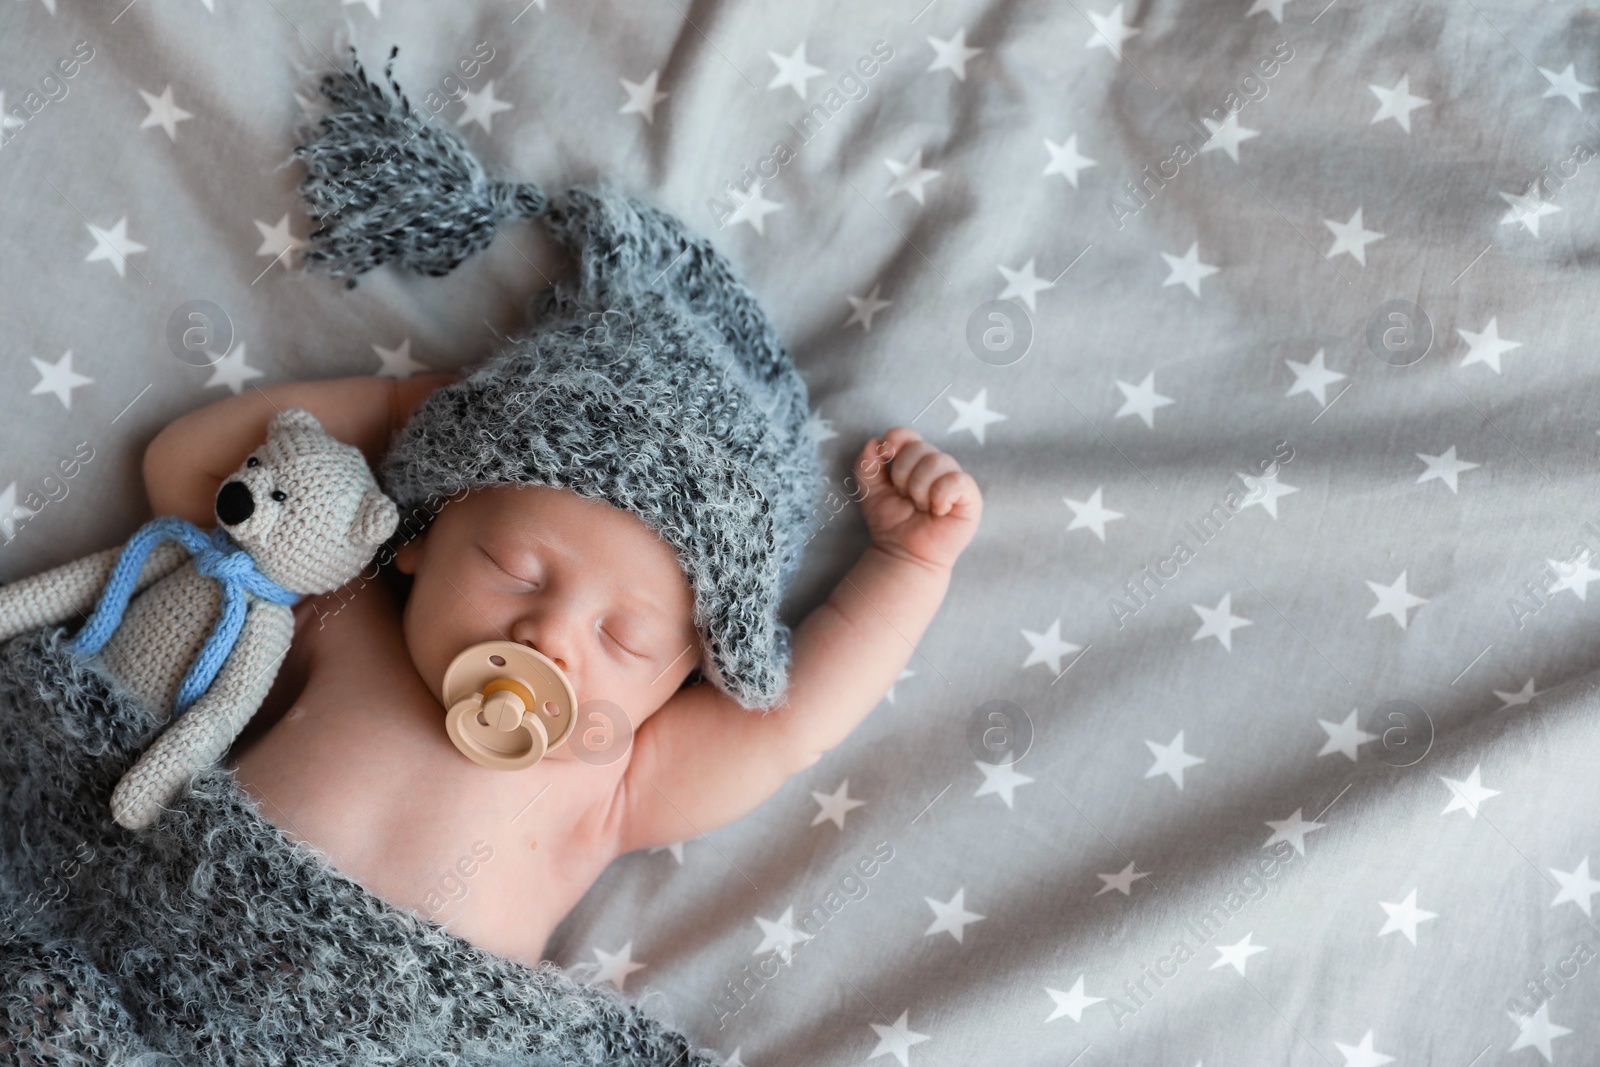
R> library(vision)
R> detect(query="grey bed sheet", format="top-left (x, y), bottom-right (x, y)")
top-left (4, 0), bottom-right (1600, 1063)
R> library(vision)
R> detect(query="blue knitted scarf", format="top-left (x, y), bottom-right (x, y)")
top-left (69, 516), bottom-right (299, 718)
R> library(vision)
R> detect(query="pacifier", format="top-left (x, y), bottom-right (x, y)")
top-left (439, 641), bottom-right (578, 771)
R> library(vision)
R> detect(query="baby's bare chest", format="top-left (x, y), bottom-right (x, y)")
top-left (223, 578), bottom-right (623, 966)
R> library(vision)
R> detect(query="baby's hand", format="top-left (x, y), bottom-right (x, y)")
top-left (853, 427), bottom-right (983, 572)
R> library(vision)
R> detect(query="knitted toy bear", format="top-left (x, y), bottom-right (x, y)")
top-left (0, 407), bottom-right (399, 830)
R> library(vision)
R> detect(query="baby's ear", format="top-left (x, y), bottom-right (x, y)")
top-left (393, 530), bottom-right (426, 575)
top-left (350, 488), bottom-right (399, 546)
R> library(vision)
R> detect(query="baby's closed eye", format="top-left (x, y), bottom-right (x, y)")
top-left (603, 626), bottom-right (648, 658)
top-left (479, 545), bottom-right (539, 586)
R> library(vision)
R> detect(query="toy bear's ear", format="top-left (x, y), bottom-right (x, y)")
top-left (270, 407), bottom-right (325, 437)
top-left (350, 488), bottom-right (399, 547)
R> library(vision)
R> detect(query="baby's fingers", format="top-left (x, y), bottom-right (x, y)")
top-left (930, 470), bottom-right (980, 518)
top-left (905, 451), bottom-right (962, 511)
top-left (854, 436), bottom-right (897, 493)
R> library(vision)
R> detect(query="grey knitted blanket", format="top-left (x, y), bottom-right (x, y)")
top-left (0, 624), bottom-right (722, 1067)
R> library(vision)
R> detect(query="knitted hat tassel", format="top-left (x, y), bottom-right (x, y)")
top-left (293, 45), bottom-right (548, 286)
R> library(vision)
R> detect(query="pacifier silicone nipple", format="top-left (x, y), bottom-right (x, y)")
top-left (439, 641), bottom-right (578, 771)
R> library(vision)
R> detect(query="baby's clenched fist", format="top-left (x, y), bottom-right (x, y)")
top-left (853, 427), bottom-right (983, 572)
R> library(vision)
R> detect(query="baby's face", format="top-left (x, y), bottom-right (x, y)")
top-left (393, 484), bottom-right (702, 760)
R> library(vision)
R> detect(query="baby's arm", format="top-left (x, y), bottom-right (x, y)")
top-left (144, 374), bottom-right (457, 526)
top-left (610, 427), bottom-right (983, 854)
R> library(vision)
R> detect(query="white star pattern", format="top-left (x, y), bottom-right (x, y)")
top-left (1043, 134), bottom-right (1097, 187)
top-left (586, 941), bottom-right (645, 991)
top-left (1263, 808), bottom-right (1324, 856)
top-left (202, 340), bottom-right (264, 395)
top-left (1044, 976), bottom-right (1105, 1022)
top-left (1021, 619), bottom-right (1081, 674)
top-left (1114, 371), bottom-right (1176, 428)
top-left (1246, 0), bottom-right (1294, 22)
top-left (767, 43), bottom-right (825, 100)
top-left (1324, 207), bottom-right (1384, 266)
top-left (724, 185), bottom-right (783, 235)
top-left (1334, 1030), bottom-right (1396, 1067)
top-left (923, 888), bottom-right (985, 943)
top-left (1063, 486), bottom-right (1123, 541)
top-left (1499, 184), bottom-right (1561, 236)
top-left (372, 338), bottom-right (430, 378)
top-left (1094, 862), bottom-right (1151, 896)
top-left (649, 841), bottom-right (686, 864)
top-left (947, 388), bottom-right (1008, 444)
top-left (253, 214), bottom-right (305, 270)
top-left (618, 70), bottom-right (668, 124)
top-left (1415, 446), bottom-right (1478, 492)
top-left (5, 17), bottom-right (1594, 1063)
top-left (866, 1010), bottom-right (930, 1066)
top-left (884, 148), bottom-right (942, 203)
top-left (1548, 549), bottom-right (1600, 601)
top-left (810, 779), bottom-right (866, 830)
top-left (1439, 764), bottom-right (1500, 819)
top-left (1191, 593), bottom-right (1252, 651)
top-left (1494, 678), bottom-right (1540, 709)
top-left (753, 906), bottom-right (813, 959)
top-left (1539, 62), bottom-right (1595, 109)
top-left (137, 85), bottom-right (193, 140)
top-left (1, 93), bottom-right (27, 131)
top-left (926, 28), bottom-right (982, 80)
top-left (1456, 317), bottom-right (1522, 373)
top-left (1236, 466), bottom-right (1300, 519)
top-left (1209, 933), bottom-right (1266, 976)
top-left (1377, 889), bottom-right (1437, 945)
top-left (1285, 348), bottom-right (1346, 406)
top-left (997, 258), bottom-right (1056, 311)
top-left (1198, 111), bottom-right (1259, 163)
top-left (1368, 75), bottom-right (1430, 132)
top-left (456, 81), bottom-right (513, 133)
top-left (844, 283), bottom-right (891, 330)
top-left (1317, 709), bottom-right (1377, 761)
top-left (1365, 570), bottom-right (1428, 630)
top-left (974, 758), bottom-right (1034, 808)
top-left (1159, 241), bottom-right (1220, 298)
top-left (1145, 731), bottom-right (1205, 789)
top-left (29, 350), bottom-right (93, 409)
top-left (0, 484), bottom-right (39, 543)
top-left (1549, 857), bottom-right (1600, 916)
top-left (1508, 1002), bottom-right (1571, 1062)
top-left (1085, 4), bottom-right (1140, 57)
top-left (84, 217), bottom-right (146, 278)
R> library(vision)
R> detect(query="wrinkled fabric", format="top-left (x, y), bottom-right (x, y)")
top-left (0, 626), bottom-right (722, 1067)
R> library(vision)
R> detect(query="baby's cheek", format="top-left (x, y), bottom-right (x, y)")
top-left (400, 588), bottom-right (450, 697)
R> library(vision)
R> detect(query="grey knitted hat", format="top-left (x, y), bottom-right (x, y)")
top-left (293, 47), bottom-right (823, 710)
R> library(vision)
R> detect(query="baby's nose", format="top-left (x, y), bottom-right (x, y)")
top-left (520, 639), bottom-right (568, 674)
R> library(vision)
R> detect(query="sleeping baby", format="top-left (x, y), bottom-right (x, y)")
top-left (146, 376), bottom-right (980, 968)
top-left (122, 48), bottom-right (986, 970)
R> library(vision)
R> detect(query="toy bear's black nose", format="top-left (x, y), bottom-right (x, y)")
top-left (216, 480), bottom-right (255, 526)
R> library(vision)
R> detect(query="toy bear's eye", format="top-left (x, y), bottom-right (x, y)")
top-left (246, 457), bottom-right (260, 468)
top-left (271, 490), bottom-right (288, 502)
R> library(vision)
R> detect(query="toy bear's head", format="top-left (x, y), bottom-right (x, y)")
top-left (212, 407), bottom-right (399, 594)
